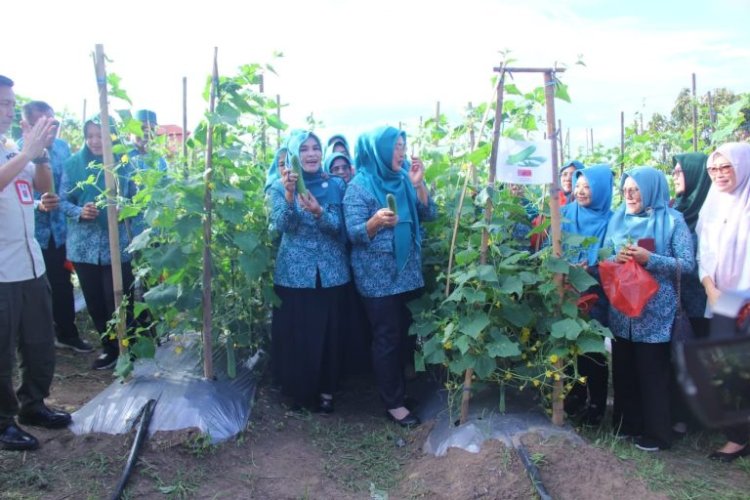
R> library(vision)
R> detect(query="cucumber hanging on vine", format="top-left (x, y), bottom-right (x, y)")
top-left (386, 193), bottom-right (397, 215)
top-left (290, 155), bottom-right (307, 195)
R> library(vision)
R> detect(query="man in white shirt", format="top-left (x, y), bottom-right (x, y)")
top-left (0, 75), bottom-right (72, 451)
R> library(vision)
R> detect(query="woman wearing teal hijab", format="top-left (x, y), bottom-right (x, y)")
top-left (267, 129), bottom-right (350, 413)
top-left (343, 126), bottom-right (437, 426)
top-left (325, 134), bottom-right (350, 159)
top-left (604, 166), bottom-right (695, 451)
top-left (560, 165), bottom-right (613, 425)
top-left (60, 117), bottom-right (137, 370)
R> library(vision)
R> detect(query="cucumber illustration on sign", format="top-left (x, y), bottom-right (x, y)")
top-left (290, 155), bottom-right (307, 195)
top-left (506, 145), bottom-right (546, 167)
top-left (386, 193), bottom-right (398, 215)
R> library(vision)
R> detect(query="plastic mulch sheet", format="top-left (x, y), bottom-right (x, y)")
top-left (70, 333), bottom-right (261, 444)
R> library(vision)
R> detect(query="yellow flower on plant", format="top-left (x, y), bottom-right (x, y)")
top-left (443, 341), bottom-right (453, 350)
top-left (532, 379), bottom-right (541, 387)
top-left (504, 372), bottom-right (513, 381)
top-left (578, 376), bottom-right (587, 384)
top-left (545, 370), bottom-right (553, 378)
top-left (520, 327), bottom-right (531, 344)
top-left (109, 334), bottom-right (117, 340)
top-left (553, 373), bottom-right (561, 381)
top-left (121, 338), bottom-right (130, 348)
top-left (549, 354), bottom-right (559, 364)
top-left (121, 154), bottom-right (129, 164)
top-left (110, 133), bottom-right (118, 142)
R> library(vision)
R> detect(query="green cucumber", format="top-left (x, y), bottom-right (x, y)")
top-left (506, 145), bottom-right (537, 165)
top-left (386, 193), bottom-right (397, 215)
top-left (290, 155), bottom-right (307, 195)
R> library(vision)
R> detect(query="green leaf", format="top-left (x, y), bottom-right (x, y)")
top-left (568, 265), bottom-right (598, 292)
top-left (462, 288), bottom-right (486, 305)
top-left (143, 283), bottom-right (179, 308)
top-left (561, 300), bottom-right (579, 319)
top-left (459, 312), bottom-right (491, 339)
top-left (487, 330), bottom-right (522, 357)
top-left (455, 335), bottom-right (471, 355)
top-left (544, 257), bottom-right (570, 274)
top-left (498, 275), bottom-right (524, 297)
top-left (114, 354), bottom-right (134, 379)
top-left (127, 227), bottom-right (152, 252)
top-left (576, 333), bottom-right (607, 354)
top-left (551, 318), bottom-right (583, 340)
top-left (554, 79), bottom-right (572, 103)
top-left (501, 303), bottom-right (533, 328)
top-left (474, 356), bottom-right (496, 379)
top-left (131, 336), bottom-right (156, 359)
top-left (233, 233), bottom-right (260, 254)
top-left (238, 253), bottom-right (265, 280)
top-left (414, 351), bottom-right (426, 372)
top-left (504, 83), bottom-right (522, 96)
top-left (476, 265), bottom-right (499, 283)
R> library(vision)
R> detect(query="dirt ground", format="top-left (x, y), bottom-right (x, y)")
top-left (1, 340), bottom-right (747, 500)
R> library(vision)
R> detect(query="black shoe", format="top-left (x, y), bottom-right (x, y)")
top-left (56, 337), bottom-right (94, 353)
top-left (18, 405), bottom-right (72, 429)
top-left (635, 436), bottom-right (670, 452)
top-left (708, 446), bottom-right (750, 463)
top-left (92, 350), bottom-right (117, 370)
top-left (318, 397), bottom-right (334, 414)
top-left (0, 423), bottom-right (39, 451)
top-left (385, 411), bottom-right (421, 428)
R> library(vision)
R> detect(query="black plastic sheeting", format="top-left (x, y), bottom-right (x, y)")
top-left (70, 334), bottom-right (261, 444)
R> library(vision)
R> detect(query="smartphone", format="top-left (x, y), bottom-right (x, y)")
top-left (637, 238), bottom-right (655, 252)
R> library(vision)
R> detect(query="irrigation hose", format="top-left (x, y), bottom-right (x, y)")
top-left (110, 399), bottom-right (157, 500)
top-left (514, 442), bottom-right (553, 500)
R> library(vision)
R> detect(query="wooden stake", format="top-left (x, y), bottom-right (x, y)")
top-left (558, 119), bottom-right (564, 166)
top-left (93, 44), bottom-right (126, 352)
top-left (459, 70), bottom-right (506, 425)
top-left (82, 99), bottom-right (87, 123)
top-left (620, 111), bottom-right (625, 177)
top-left (692, 73), bottom-right (698, 151)
top-left (259, 74), bottom-right (266, 162)
top-left (543, 70), bottom-right (565, 427)
top-left (202, 47), bottom-right (219, 380)
top-left (590, 128), bottom-right (594, 152)
top-left (182, 76), bottom-right (188, 178)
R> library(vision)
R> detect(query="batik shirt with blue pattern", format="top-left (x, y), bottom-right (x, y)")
top-left (344, 178), bottom-right (437, 298)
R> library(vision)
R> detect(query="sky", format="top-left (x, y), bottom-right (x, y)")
top-left (5, 0), bottom-right (749, 154)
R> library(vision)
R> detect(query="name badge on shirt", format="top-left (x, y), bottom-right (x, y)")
top-left (15, 180), bottom-right (34, 205)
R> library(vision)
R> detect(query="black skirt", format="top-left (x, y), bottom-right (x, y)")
top-left (271, 283), bottom-right (346, 407)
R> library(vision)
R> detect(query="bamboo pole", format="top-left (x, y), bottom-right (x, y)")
top-left (202, 47), bottom-right (219, 380)
top-left (543, 70), bottom-right (565, 427)
top-left (620, 111), bottom-right (625, 177)
top-left (692, 73), bottom-right (698, 151)
top-left (558, 119), bottom-right (564, 166)
top-left (590, 128), bottom-right (594, 153)
top-left (459, 70), bottom-right (506, 425)
top-left (182, 76), bottom-right (188, 178)
top-left (93, 44), bottom-right (126, 352)
top-left (259, 74), bottom-right (266, 162)
top-left (82, 99), bottom-right (87, 123)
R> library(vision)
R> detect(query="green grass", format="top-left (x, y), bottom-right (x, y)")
top-left (580, 424), bottom-right (750, 500)
top-left (309, 418), bottom-right (411, 493)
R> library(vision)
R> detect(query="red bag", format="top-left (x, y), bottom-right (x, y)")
top-left (599, 260), bottom-right (659, 318)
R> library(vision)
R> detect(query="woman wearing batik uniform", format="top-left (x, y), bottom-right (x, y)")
top-left (671, 153), bottom-right (712, 336)
top-left (696, 142), bottom-right (750, 462)
top-left (268, 130), bottom-right (349, 413)
top-left (558, 160), bottom-right (584, 205)
top-left (605, 167), bottom-right (694, 452)
top-left (343, 126), bottom-right (436, 427)
top-left (560, 165), bottom-right (614, 426)
top-left (60, 118), bottom-right (137, 370)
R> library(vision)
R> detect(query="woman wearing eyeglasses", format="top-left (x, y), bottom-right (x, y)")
top-left (696, 142), bottom-right (750, 462)
top-left (605, 166), bottom-right (695, 452)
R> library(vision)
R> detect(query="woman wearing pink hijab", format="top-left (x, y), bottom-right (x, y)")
top-left (696, 141), bottom-right (750, 462)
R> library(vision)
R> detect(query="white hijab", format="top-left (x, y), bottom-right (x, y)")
top-left (696, 142), bottom-right (750, 292)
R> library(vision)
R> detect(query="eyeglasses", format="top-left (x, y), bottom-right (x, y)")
top-left (707, 164), bottom-right (733, 176)
top-left (671, 167), bottom-right (683, 177)
top-left (622, 187), bottom-right (640, 197)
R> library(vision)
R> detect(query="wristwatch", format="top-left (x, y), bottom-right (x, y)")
top-left (32, 149), bottom-right (50, 165)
